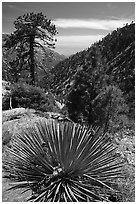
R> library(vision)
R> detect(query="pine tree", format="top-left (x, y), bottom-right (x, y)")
top-left (3, 12), bottom-right (58, 85)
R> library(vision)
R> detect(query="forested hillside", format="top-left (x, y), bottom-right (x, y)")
top-left (99, 23), bottom-right (135, 115)
top-left (51, 23), bottom-right (135, 123)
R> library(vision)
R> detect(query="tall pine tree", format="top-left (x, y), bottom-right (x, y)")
top-left (3, 12), bottom-right (58, 85)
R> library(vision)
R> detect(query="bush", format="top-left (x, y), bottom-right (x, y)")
top-left (2, 94), bottom-right (10, 110)
top-left (2, 83), bottom-right (58, 112)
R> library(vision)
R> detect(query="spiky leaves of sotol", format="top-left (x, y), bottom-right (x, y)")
top-left (3, 119), bottom-right (123, 202)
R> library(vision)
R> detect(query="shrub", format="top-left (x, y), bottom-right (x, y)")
top-left (2, 83), bottom-right (58, 112)
top-left (3, 119), bottom-right (123, 202)
top-left (2, 94), bottom-right (11, 110)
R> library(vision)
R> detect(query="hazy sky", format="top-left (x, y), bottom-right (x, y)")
top-left (2, 2), bottom-right (135, 56)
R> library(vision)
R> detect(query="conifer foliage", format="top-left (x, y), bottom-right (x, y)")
top-left (3, 12), bottom-right (58, 85)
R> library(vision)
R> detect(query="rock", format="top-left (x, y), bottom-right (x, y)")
top-left (55, 100), bottom-right (65, 110)
top-left (2, 108), bottom-right (36, 123)
top-left (2, 108), bottom-right (70, 147)
top-left (2, 108), bottom-right (44, 147)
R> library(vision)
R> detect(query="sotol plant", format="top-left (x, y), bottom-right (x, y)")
top-left (3, 119), bottom-right (123, 201)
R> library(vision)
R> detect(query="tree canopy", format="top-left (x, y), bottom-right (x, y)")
top-left (3, 12), bottom-right (58, 85)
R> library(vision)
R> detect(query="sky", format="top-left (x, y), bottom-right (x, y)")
top-left (2, 1), bottom-right (135, 56)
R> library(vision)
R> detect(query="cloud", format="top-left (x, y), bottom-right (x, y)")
top-left (53, 18), bottom-right (132, 30)
top-left (56, 35), bottom-right (105, 47)
top-left (55, 35), bottom-right (105, 56)
top-left (7, 3), bottom-right (29, 12)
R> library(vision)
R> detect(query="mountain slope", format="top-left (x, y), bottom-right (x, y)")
top-left (51, 23), bottom-right (135, 113)
top-left (98, 23), bottom-right (135, 94)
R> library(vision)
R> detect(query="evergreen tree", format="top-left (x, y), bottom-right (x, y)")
top-left (3, 12), bottom-right (58, 85)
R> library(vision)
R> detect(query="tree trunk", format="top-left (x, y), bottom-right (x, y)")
top-left (29, 36), bottom-right (35, 85)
